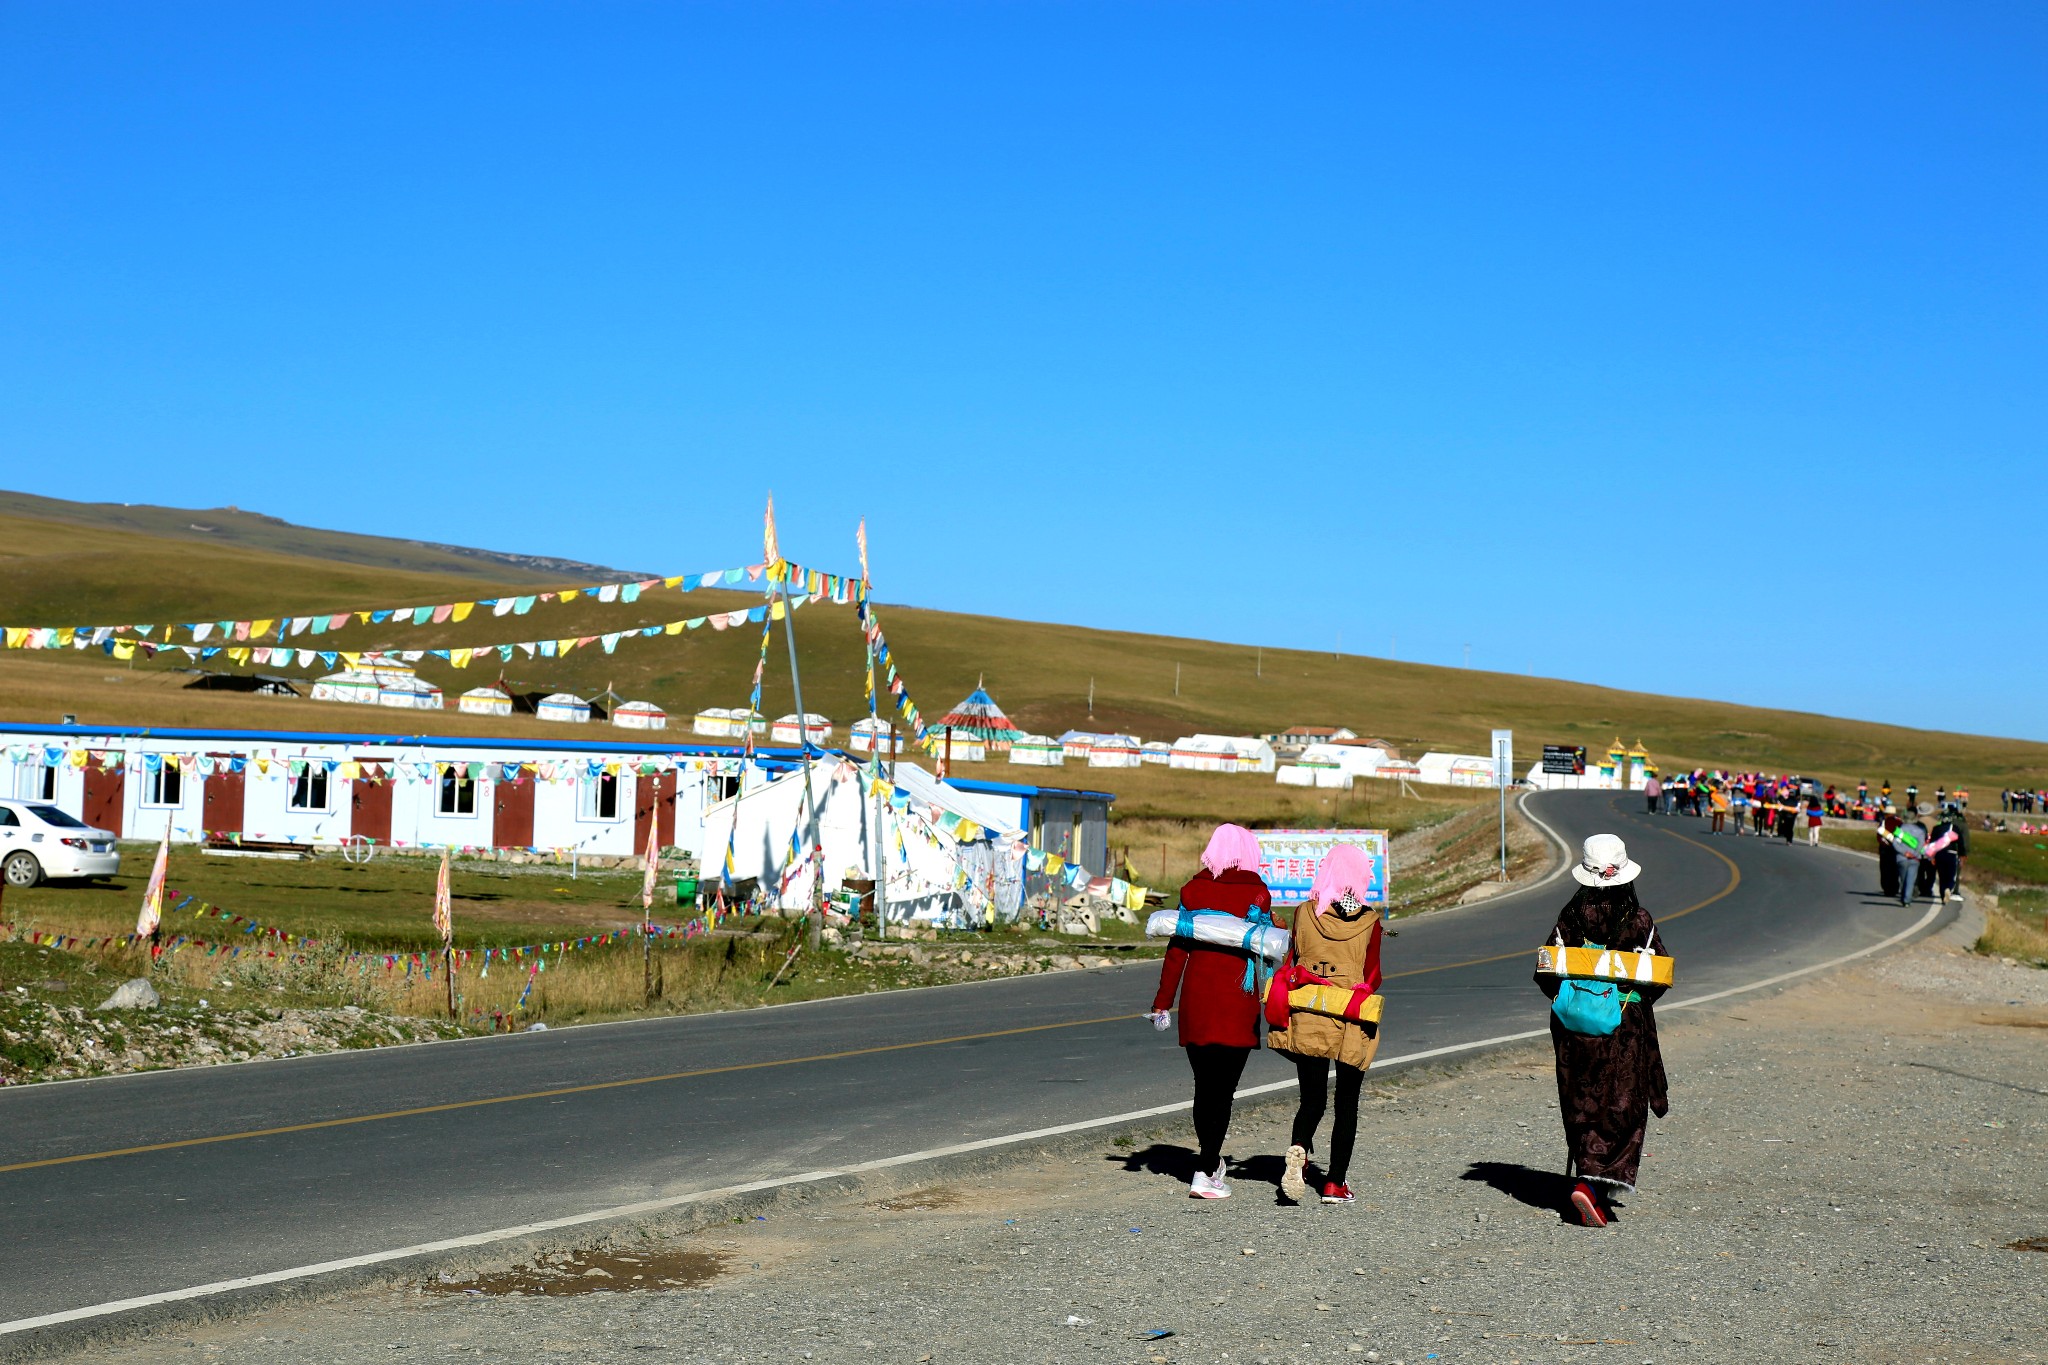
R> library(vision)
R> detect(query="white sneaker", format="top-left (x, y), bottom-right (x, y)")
top-left (1281, 1144), bottom-right (1309, 1202)
top-left (1189, 1168), bottom-right (1231, 1200)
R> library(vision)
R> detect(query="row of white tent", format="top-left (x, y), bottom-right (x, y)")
top-left (308, 669), bottom-right (671, 729)
top-left (1276, 745), bottom-right (1501, 788)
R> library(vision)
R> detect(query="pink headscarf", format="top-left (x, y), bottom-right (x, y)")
top-left (1307, 843), bottom-right (1377, 916)
top-left (1199, 823), bottom-right (1264, 876)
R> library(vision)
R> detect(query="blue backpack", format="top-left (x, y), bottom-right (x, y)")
top-left (1550, 941), bottom-right (1641, 1036)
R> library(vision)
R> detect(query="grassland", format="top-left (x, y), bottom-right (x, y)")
top-left (2, 498), bottom-right (2042, 803)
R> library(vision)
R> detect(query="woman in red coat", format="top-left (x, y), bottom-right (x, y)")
top-left (1149, 823), bottom-right (1272, 1199)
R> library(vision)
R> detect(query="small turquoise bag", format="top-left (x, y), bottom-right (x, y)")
top-left (1549, 941), bottom-right (1641, 1036)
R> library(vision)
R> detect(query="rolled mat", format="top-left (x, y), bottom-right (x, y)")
top-left (1145, 908), bottom-right (1290, 963)
top-left (1535, 944), bottom-right (1675, 986)
top-left (1268, 980), bottom-right (1384, 1023)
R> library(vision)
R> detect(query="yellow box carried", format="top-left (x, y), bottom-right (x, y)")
top-left (1535, 944), bottom-right (1675, 986)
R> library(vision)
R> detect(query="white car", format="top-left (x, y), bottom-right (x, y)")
top-left (0, 800), bottom-right (121, 887)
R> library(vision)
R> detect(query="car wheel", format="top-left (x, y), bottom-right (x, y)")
top-left (2, 850), bottom-right (42, 888)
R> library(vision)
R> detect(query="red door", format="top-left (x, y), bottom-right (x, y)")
top-left (633, 770), bottom-right (676, 853)
top-left (203, 756), bottom-right (245, 838)
top-left (83, 763), bottom-right (125, 835)
top-left (350, 768), bottom-right (393, 846)
top-left (493, 777), bottom-right (535, 850)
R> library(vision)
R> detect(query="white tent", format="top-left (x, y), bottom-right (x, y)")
top-left (1140, 741), bottom-right (1173, 766)
top-left (536, 693), bottom-right (592, 724)
top-left (700, 757), bottom-right (1023, 924)
top-left (770, 713), bottom-right (833, 745)
top-left (377, 679), bottom-right (444, 710)
top-left (1007, 734), bottom-right (1065, 766)
top-left (457, 686), bottom-right (513, 717)
top-left (1299, 743), bottom-right (1389, 779)
top-left (1058, 731), bottom-right (1101, 760)
top-left (692, 707), bottom-right (764, 738)
top-left (1227, 736), bottom-right (1277, 774)
top-left (310, 672), bottom-right (381, 706)
top-left (1169, 735), bottom-right (1238, 772)
top-left (612, 700), bottom-right (667, 730)
top-left (1087, 734), bottom-right (1142, 768)
top-left (929, 726), bottom-right (987, 763)
top-left (1416, 752), bottom-right (1497, 786)
top-left (848, 717), bottom-right (908, 755)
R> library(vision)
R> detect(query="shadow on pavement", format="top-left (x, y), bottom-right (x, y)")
top-left (1459, 1160), bottom-right (1570, 1216)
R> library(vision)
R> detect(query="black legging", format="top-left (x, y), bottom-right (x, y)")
top-left (1185, 1044), bottom-right (1250, 1173)
top-left (1291, 1057), bottom-right (1365, 1185)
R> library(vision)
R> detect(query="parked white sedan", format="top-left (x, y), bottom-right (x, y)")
top-left (0, 800), bottom-right (121, 887)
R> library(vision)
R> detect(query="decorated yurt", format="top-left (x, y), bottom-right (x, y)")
top-left (535, 693), bottom-right (593, 724)
top-left (376, 679), bottom-right (444, 710)
top-left (310, 671), bottom-right (381, 706)
top-left (693, 706), bottom-right (736, 737)
top-left (612, 700), bottom-right (668, 731)
top-left (849, 717), bottom-right (907, 755)
top-left (770, 713), bottom-right (833, 745)
top-left (1086, 734), bottom-right (1143, 768)
top-left (1007, 733), bottom-right (1065, 766)
top-left (936, 683), bottom-right (1021, 753)
top-left (1140, 741), bottom-right (1173, 765)
top-left (457, 686), bottom-right (513, 717)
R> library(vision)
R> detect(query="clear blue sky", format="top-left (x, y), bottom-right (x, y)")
top-left (3, 3), bottom-right (2042, 740)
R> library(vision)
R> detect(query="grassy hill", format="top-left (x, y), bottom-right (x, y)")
top-left (1, 494), bottom-right (2043, 797)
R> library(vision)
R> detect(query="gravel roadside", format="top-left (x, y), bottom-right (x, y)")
top-left (39, 937), bottom-right (2048, 1365)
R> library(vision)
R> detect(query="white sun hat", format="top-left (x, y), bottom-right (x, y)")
top-left (1571, 833), bottom-right (1642, 887)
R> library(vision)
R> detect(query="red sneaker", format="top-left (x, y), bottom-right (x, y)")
top-left (1319, 1182), bottom-right (1355, 1204)
top-left (1569, 1181), bottom-right (1608, 1228)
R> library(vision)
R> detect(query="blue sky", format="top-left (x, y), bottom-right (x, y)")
top-left (2, 3), bottom-right (2043, 740)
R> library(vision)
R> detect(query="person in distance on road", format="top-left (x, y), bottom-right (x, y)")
top-left (1536, 834), bottom-right (1670, 1229)
top-left (1642, 772), bottom-right (1661, 816)
top-left (1149, 822), bottom-right (1273, 1200)
top-left (1267, 843), bottom-right (1385, 1207)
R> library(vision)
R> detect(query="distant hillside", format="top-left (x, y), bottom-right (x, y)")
top-left (0, 490), bottom-right (646, 584)
top-left (0, 497), bottom-right (2042, 795)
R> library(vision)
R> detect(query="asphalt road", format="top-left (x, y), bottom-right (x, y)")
top-left (0, 790), bottom-right (1932, 1331)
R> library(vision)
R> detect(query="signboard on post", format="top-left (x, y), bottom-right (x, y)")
top-left (1253, 829), bottom-right (1389, 904)
top-left (1491, 729), bottom-right (1514, 788)
top-left (1542, 744), bottom-right (1587, 776)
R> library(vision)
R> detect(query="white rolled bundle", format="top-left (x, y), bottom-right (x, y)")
top-left (1145, 908), bottom-right (1290, 963)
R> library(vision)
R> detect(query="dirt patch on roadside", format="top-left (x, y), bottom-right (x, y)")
top-left (428, 1246), bottom-right (730, 1297)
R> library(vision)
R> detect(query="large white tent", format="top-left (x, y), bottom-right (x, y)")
top-left (848, 717), bottom-right (908, 755)
top-left (770, 713), bottom-right (833, 745)
top-left (700, 757), bottom-right (1024, 925)
top-left (1086, 734), bottom-right (1143, 768)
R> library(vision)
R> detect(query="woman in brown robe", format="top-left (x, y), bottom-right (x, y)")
top-left (1536, 833), bottom-right (1669, 1227)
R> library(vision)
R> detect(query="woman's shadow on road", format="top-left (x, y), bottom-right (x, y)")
top-left (1112, 1144), bottom-right (1286, 1189)
top-left (1459, 1161), bottom-right (1573, 1217)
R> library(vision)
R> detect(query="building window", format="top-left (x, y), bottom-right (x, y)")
top-left (438, 768), bottom-right (477, 816)
top-left (14, 763), bottom-right (55, 801)
top-left (288, 766), bottom-right (331, 811)
top-left (579, 772), bottom-right (620, 821)
top-left (143, 763), bottom-right (182, 808)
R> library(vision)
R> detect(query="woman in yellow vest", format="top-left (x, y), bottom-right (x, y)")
top-left (1266, 844), bottom-right (1385, 1205)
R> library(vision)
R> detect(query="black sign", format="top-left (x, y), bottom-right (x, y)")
top-left (1542, 744), bottom-right (1587, 776)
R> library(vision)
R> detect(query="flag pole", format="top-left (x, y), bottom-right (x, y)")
top-left (433, 848), bottom-right (455, 1020)
top-left (640, 816), bottom-right (660, 1003)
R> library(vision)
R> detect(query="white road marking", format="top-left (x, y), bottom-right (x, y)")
top-left (0, 873), bottom-right (1945, 1340)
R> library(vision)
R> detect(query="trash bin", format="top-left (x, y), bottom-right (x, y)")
top-left (674, 876), bottom-right (700, 906)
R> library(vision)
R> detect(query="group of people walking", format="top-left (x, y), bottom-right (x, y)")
top-left (1150, 824), bottom-right (1667, 1228)
top-left (1643, 770), bottom-right (1829, 843)
top-left (1877, 803), bottom-right (1971, 906)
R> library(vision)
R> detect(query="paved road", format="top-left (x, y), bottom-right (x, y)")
top-left (0, 790), bottom-right (1930, 1330)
